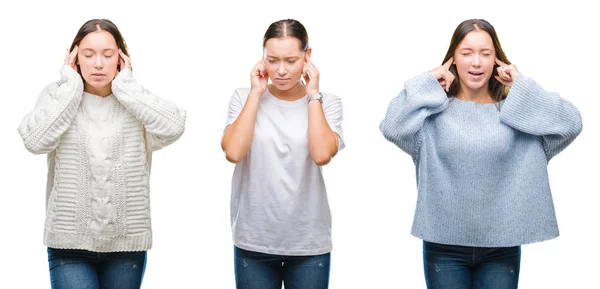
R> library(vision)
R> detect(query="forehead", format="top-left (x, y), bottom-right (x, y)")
top-left (458, 30), bottom-right (494, 49)
top-left (79, 30), bottom-right (118, 50)
top-left (264, 37), bottom-right (303, 57)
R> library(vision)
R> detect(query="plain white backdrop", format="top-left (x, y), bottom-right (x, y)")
top-left (1, 0), bottom-right (598, 288)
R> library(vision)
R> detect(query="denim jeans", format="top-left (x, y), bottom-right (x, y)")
top-left (234, 246), bottom-right (331, 289)
top-left (47, 247), bottom-right (147, 289)
top-left (423, 241), bottom-right (520, 289)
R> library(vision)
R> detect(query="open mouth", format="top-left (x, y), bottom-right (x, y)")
top-left (469, 71), bottom-right (484, 76)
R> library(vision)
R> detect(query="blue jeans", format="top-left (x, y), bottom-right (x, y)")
top-left (423, 241), bottom-right (520, 289)
top-left (234, 246), bottom-right (331, 289)
top-left (47, 247), bottom-right (147, 289)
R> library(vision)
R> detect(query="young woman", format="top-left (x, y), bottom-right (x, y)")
top-left (221, 19), bottom-right (344, 289)
top-left (18, 19), bottom-right (186, 288)
top-left (379, 19), bottom-right (582, 288)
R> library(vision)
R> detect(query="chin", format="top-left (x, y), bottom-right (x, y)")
top-left (272, 82), bottom-right (294, 91)
top-left (466, 80), bottom-right (489, 90)
top-left (89, 82), bottom-right (112, 88)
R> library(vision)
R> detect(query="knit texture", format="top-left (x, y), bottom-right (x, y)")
top-left (380, 72), bottom-right (582, 247)
top-left (18, 66), bottom-right (186, 252)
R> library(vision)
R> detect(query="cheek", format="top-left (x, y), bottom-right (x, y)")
top-left (265, 63), bottom-right (277, 74)
top-left (292, 63), bottom-right (304, 74)
top-left (483, 58), bottom-right (495, 72)
top-left (78, 57), bottom-right (93, 71)
top-left (454, 60), bottom-right (470, 76)
top-left (106, 57), bottom-right (119, 69)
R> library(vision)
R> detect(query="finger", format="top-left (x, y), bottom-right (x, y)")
top-left (494, 75), bottom-right (505, 84)
top-left (445, 71), bottom-right (454, 92)
top-left (118, 49), bottom-right (125, 66)
top-left (254, 65), bottom-right (266, 78)
top-left (303, 70), bottom-right (310, 84)
top-left (119, 49), bottom-right (131, 67)
top-left (504, 69), bottom-right (512, 80)
top-left (502, 67), bottom-right (512, 80)
top-left (302, 63), bottom-right (310, 76)
top-left (257, 63), bottom-right (266, 77)
top-left (68, 46), bottom-right (78, 65)
top-left (119, 54), bottom-right (125, 69)
top-left (506, 65), bottom-right (517, 78)
top-left (443, 57), bottom-right (453, 70)
top-left (495, 58), bottom-right (508, 67)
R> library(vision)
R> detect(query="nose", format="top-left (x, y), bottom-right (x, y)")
top-left (94, 55), bottom-right (103, 69)
top-left (472, 54), bottom-right (481, 67)
top-left (277, 62), bottom-right (287, 76)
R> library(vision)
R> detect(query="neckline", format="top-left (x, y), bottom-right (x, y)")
top-left (83, 91), bottom-right (114, 99)
top-left (265, 89), bottom-right (308, 107)
top-left (450, 97), bottom-right (504, 107)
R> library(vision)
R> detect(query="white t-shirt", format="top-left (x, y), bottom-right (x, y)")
top-left (225, 87), bottom-right (345, 256)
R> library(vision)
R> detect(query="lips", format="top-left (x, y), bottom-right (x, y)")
top-left (90, 73), bottom-right (106, 81)
top-left (274, 78), bottom-right (289, 84)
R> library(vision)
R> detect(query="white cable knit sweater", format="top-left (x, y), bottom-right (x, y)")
top-left (18, 65), bottom-right (186, 252)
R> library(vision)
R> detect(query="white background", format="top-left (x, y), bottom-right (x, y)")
top-left (1, 0), bottom-right (598, 288)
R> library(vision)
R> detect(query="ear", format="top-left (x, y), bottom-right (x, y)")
top-left (305, 47), bottom-right (312, 62)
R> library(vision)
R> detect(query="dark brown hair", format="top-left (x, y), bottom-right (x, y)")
top-left (263, 19), bottom-right (309, 51)
top-left (69, 19), bottom-right (129, 73)
top-left (443, 19), bottom-right (510, 102)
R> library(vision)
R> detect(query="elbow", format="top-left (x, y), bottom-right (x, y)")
top-left (23, 143), bottom-right (51, 155)
top-left (574, 113), bottom-right (583, 136)
top-left (223, 148), bottom-right (245, 164)
top-left (311, 151), bottom-right (334, 166)
top-left (171, 113), bottom-right (187, 139)
top-left (225, 151), bottom-right (244, 164)
top-left (379, 121), bottom-right (394, 141)
top-left (19, 133), bottom-right (52, 155)
top-left (172, 124), bottom-right (186, 141)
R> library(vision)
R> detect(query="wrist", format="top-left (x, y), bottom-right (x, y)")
top-left (307, 91), bottom-right (323, 104)
top-left (249, 88), bottom-right (265, 98)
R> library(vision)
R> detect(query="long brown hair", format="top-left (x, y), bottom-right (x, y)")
top-left (442, 19), bottom-right (510, 102)
top-left (69, 19), bottom-right (129, 73)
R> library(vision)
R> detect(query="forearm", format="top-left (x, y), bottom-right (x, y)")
top-left (18, 65), bottom-right (84, 154)
top-left (111, 69), bottom-right (186, 141)
top-left (380, 72), bottom-right (449, 156)
top-left (499, 73), bottom-right (582, 158)
top-left (308, 100), bottom-right (338, 166)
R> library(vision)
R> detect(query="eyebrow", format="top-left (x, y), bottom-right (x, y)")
top-left (458, 48), bottom-right (493, 51)
top-left (80, 48), bottom-right (117, 52)
top-left (265, 55), bottom-right (300, 59)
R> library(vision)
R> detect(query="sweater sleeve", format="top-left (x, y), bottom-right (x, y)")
top-left (379, 72), bottom-right (450, 158)
top-left (499, 73), bottom-right (583, 160)
top-left (111, 68), bottom-right (187, 152)
top-left (18, 65), bottom-right (84, 154)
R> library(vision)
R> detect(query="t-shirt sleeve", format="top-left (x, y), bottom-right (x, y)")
top-left (322, 93), bottom-right (345, 150)
top-left (225, 89), bottom-right (246, 128)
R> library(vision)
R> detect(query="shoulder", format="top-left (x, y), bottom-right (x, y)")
top-left (320, 92), bottom-right (342, 109)
top-left (229, 87), bottom-right (251, 103)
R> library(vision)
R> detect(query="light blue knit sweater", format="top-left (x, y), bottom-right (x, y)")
top-left (380, 72), bottom-right (582, 247)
